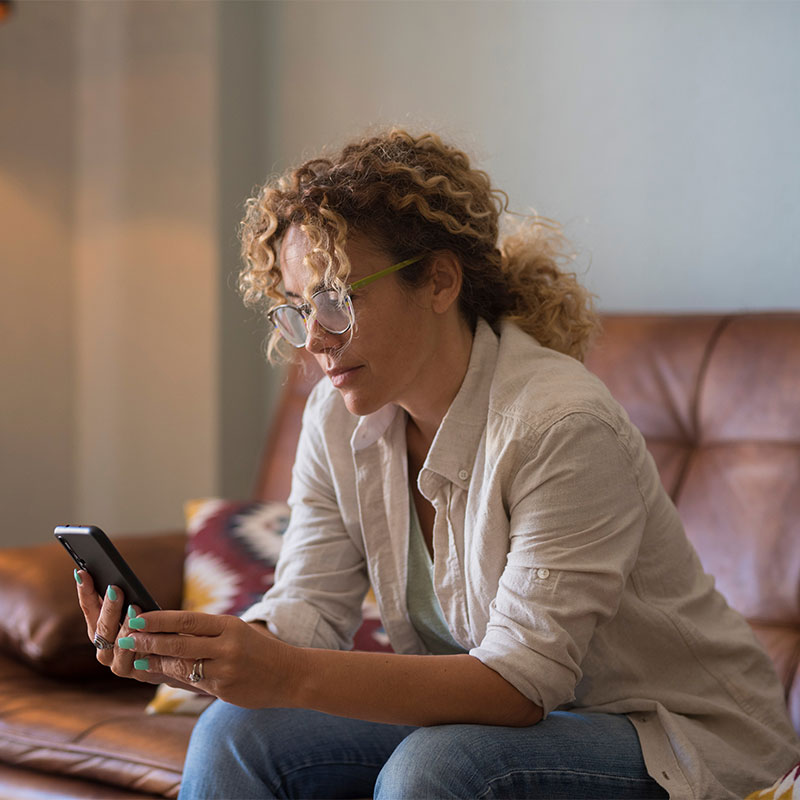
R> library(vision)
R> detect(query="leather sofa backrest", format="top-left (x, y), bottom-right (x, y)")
top-left (585, 313), bottom-right (800, 734)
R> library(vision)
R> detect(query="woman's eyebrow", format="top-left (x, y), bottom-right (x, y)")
top-left (285, 281), bottom-right (327, 301)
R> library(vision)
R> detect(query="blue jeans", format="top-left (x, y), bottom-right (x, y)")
top-left (179, 702), bottom-right (668, 799)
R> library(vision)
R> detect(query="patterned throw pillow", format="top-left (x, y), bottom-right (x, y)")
top-left (146, 498), bottom-right (391, 714)
top-left (745, 762), bottom-right (800, 800)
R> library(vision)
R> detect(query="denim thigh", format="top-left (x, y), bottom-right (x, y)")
top-left (375, 710), bottom-right (668, 800)
top-left (179, 702), bottom-right (666, 800)
top-left (178, 701), bottom-right (416, 800)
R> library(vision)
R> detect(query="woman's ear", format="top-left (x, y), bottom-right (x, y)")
top-left (428, 252), bottom-right (463, 314)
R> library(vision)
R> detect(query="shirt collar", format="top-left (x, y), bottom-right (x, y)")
top-left (349, 318), bottom-right (500, 485)
top-left (351, 402), bottom-right (399, 452)
top-left (422, 318), bottom-right (499, 490)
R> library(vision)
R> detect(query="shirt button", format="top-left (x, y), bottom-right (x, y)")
top-left (458, 469), bottom-right (469, 481)
top-left (536, 568), bottom-right (550, 580)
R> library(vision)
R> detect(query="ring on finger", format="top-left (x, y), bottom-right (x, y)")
top-left (93, 633), bottom-right (114, 650)
top-left (188, 658), bottom-right (205, 683)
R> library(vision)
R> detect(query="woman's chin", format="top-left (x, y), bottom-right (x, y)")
top-left (336, 387), bottom-right (383, 418)
top-left (341, 394), bottom-right (375, 417)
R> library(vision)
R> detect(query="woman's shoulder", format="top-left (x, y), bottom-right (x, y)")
top-left (490, 321), bottom-right (627, 436)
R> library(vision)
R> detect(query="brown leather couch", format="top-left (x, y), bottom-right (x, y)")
top-left (1, 313), bottom-right (798, 798)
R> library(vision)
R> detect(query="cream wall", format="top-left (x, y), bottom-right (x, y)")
top-left (0, 2), bottom-right (77, 546)
top-left (265, 0), bottom-right (800, 310)
top-left (1, 1), bottom-right (275, 546)
top-left (71, 1), bottom-right (220, 538)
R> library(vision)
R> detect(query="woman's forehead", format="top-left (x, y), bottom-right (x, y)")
top-left (279, 225), bottom-right (386, 293)
top-left (279, 227), bottom-right (316, 294)
top-left (279, 227), bottom-right (309, 266)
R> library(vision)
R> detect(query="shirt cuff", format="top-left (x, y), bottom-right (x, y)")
top-left (239, 598), bottom-right (321, 648)
top-left (469, 634), bottom-right (578, 716)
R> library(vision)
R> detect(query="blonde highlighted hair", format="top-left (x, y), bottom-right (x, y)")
top-left (239, 129), bottom-right (599, 361)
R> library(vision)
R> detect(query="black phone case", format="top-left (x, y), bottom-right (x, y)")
top-left (54, 525), bottom-right (161, 612)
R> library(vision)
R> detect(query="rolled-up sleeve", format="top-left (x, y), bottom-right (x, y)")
top-left (240, 385), bottom-right (370, 649)
top-left (470, 412), bottom-right (647, 715)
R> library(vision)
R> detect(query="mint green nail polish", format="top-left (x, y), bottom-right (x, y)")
top-left (118, 636), bottom-right (135, 650)
top-left (129, 617), bottom-right (146, 629)
top-left (107, 586), bottom-right (117, 602)
top-left (127, 605), bottom-right (137, 619)
top-left (133, 658), bottom-right (149, 670)
top-left (73, 568), bottom-right (82, 585)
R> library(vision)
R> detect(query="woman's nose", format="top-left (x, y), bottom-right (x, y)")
top-left (304, 317), bottom-right (339, 354)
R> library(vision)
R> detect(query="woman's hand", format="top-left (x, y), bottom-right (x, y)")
top-left (75, 569), bottom-right (540, 726)
top-left (113, 611), bottom-right (299, 708)
top-left (74, 569), bottom-right (208, 692)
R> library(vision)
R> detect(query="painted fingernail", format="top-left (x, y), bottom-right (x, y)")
top-left (73, 569), bottom-right (82, 585)
top-left (129, 617), bottom-right (146, 629)
top-left (107, 586), bottom-right (118, 602)
top-left (133, 658), bottom-right (149, 670)
top-left (127, 605), bottom-right (137, 619)
top-left (118, 636), bottom-right (135, 650)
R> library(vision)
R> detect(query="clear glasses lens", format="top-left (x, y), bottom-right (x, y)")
top-left (269, 290), bottom-right (353, 347)
top-left (271, 307), bottom-right (308, 347)
top-left (312, 290), bottom-right (352, 334)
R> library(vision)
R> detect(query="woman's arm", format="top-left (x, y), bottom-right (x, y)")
top-left (294, 646), bottom-right (543, 728)
top-left (127, 611), bottom-right (543, 728)
top-left (246, 388), bottom-right (371, 650)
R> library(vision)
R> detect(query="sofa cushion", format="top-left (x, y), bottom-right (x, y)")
top-left (744, 761), bottom-right (800, 800)
top-left (0, 650), bottom-right (189, 798)
top-left (0, 533), bottom-right (186, 679)
top-left (0, 761), bottom-right (161, 799)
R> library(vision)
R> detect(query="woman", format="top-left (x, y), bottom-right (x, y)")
top-left (76, 130), bottom-right (799, 799)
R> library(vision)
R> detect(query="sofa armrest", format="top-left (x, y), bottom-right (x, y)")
top-left (0, 531), bottom-right (186, 678)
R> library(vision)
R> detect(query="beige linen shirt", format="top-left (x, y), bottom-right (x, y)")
top-left (242, 319), bottom-right (800, 799)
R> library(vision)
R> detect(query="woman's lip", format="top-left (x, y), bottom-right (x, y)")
top-left (327, 366), bottom-right (362, 387)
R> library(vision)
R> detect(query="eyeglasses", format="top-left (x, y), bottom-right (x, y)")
top-left (267, 255), bottom-right (424, 348)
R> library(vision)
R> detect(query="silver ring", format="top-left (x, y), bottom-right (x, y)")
top-left (188, 658), bottom-right (205, 683)
top-left (93, 633), bottom-right (114, 650)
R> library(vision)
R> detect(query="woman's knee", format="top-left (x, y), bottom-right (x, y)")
top-left (182, 704), bottom-right (324, 799)
top-left (375, 726), bottom-right (480, 799)
top-left (187, 700), bottom-right (253, 761)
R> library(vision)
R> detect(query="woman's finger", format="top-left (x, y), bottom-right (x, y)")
top-left (108, 604), bottom-right (148, 678)
top-left (134, 609), bottom-right (231, 637)
top-left (134, 653), bottom-right (214, 691)
top-left (93, 585), bottom-right (126, 666)
top-left (74, 568), bottom-right (102, 638)
top-left (117, 653), bottom-right (197, 691)
top-left (115, 630), bottom-right (220, 662)
top-left (134, 655), bottom-right (213, 695)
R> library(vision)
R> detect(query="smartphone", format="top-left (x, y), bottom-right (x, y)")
top-left (54, 525), bottom-right (161, 613)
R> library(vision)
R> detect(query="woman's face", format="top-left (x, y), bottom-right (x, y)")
top-left (279, 225), bottom-right (444, 418)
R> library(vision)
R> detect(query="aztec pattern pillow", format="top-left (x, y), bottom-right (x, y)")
top-left (146, 498), bottom-right (391, 714)
top-left (745, 762), bottom-right (800, 800)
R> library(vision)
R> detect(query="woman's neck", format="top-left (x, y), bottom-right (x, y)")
top-left (403, 316), bottom-right (474, 452)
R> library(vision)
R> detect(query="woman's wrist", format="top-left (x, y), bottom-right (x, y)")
top-left (279, 640), bottom-right (312, 710)
top-left (245, 619), bottom-right (307, 707)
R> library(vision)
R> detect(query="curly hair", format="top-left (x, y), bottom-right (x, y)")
top-left (239, 129), bottom-right (599, 361)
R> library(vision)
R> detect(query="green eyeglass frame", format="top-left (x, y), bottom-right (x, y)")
top-left (268, 254), bottom-right (425, 347)
top-left (347, 255), bottom-right (424, 291)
